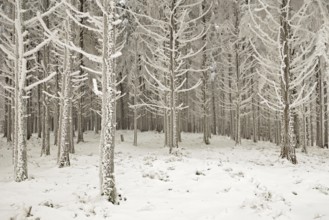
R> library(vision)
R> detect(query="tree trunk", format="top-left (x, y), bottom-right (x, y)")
top-left (14, 0), bottom-right (28, 181)
top-left (77, 0), bottom-right (85, 143)
top-left (6, 80), bottom-right (12, 142)
top-left (279, 0), bottom-right (297, 164)
top-left (58, 17), bottom-right (72, 168)
top-left (211, 80), bottom-right (217, 135)
top-left (54, 70), bottom-right (60, 146)
top-left (41, 1), bottom-right (50, 156)
top-left (252, 76), bottom-right (258, 143)
top-left (69, 102), bottom-right (75, 153)
top-left (168, 0), bottom-right (178, 153)
top-left (201, 1), bottom-right (210, 145)
top-left (37, 84), bottom-right (42, 138)
top-left (99, 0), bottom-right (118, 204)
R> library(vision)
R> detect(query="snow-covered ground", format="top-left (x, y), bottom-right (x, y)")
top-left (1, 131), bottom-right (329, 220)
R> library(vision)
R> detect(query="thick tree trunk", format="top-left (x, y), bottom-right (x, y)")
top-left (279, 0), bottom-right (297, 164)
top-left (168, 0), bottom-right (178, 153)
top-left (201, 1), bottom-right (210, 145)
top-left (14, 0), bottom-right (28, 181)
top-left (41, 84), bottom-right (50, 156)
top-left (41, 3), bottom-right (50, 156)
top-left (58, 71), bottom-right (71, 167)
top-left (99, 0), bottom-right (118, 204)
top-left (58, 17), bottom-right (72, 168)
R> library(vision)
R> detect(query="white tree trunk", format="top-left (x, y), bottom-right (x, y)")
top-left (13, 0), bottom-right (28, 182)
top-left (58, 17), bottom-right (72, 168)
top-left (99, 0), bottom-right (118, 204)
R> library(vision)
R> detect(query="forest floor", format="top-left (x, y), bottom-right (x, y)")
top-left (0, 131), bottom-right (329, 220)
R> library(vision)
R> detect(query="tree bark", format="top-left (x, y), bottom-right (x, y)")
top-left (99, 0), bottom-right (118, 204)
top-left (279, 0), bottom-right (297, 164)
top-left (76, 0), bottom-right (85, 144)
top-left (13, 0), bottom-right (28, 181)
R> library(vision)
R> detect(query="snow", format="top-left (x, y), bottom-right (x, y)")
top-left (1, 131), bottom-right (329, 220)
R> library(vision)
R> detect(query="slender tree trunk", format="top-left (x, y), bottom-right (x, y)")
top-left (316, 62), bottom-right (324, 148)
top-left (234, 3), bottom-right (241, 146)
top-left (309, 102), bottom-right (314, 146)
top-left (77, 0), bottom-right (85, 144)
top-left (41, 0), bottom-right (50, 156)
top-left (168, 0), bottom-right (178, 153)
top-left (69, 102), bottom-right (75, 153)
top-left (54, 71), bottom-right (60, 146)
top-left (211, 80), bottom-right (217, 135)
top-left (26, 82), bottom-right (32, 140)
top-left (37, 84), bottom-right (42, 138)
top-left (252, 76), bottom-right (258, 143)
top-left (3, 96), bottom-right (8, 138)
top-left (6, 80), bottom-right (12, 142)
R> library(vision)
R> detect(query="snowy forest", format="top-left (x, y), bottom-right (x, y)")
top-left (1, 0), bottom-right (329, 219)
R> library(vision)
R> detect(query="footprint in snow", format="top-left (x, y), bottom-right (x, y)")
top-left (313, 184), bottom-right (329, 195)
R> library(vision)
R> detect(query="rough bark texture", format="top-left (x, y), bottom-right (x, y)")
top-left (279, 0), bottom-right (297, 164)
top-left (168, 0), bottom-right (178, 153)
top-left (14, 0), bottom-right (28, 182)
top-left (99, 0), bottom-right (118, 204)
top-left (58, 17), bottom-right (72, 168)
top-left (41, 0), bottom-right (51, 156)
top-left (77, 0), bottom-right (85, 144)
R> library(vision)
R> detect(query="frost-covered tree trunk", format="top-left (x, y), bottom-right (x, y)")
top-left (69, 102), bottom-right (75, 154)
top-left (37, 83), bottom-right (42, 138)
top-left (58, 17), bottom-right (72, 168)
top-left (301, 80), bottom-right (308, 153)
top-left (168, 0), bottom-right (178, 153)
top-left (99, 0), bottom-right (118, 204)
top-left (201, 1), bottom-right (210, 145)
top-left (132, 38), bottom-right (141, 147)
top-left (251, 72), bottom-right (258, 143)
top-left (310, 100), bottom-right (314, 146)
top-left (279, 0), bottom-right (296, 164)
top-left (58, 71), bottom-right (71, 167)
top-left (228, 54), bottom-right (235, 140)
top-left (76, 0), bottom-right (85, 144)
top-left (211, 80), bottom-right (217, 135)
top-left (316, 62), bottom-right (324, 148)
top-left (77, 0), bottom-right (86, 143)
top-left (41, 63), bottom-right (50, 156)
top-left (233, 2), bottom-right (242, 146)
top-left (41, 0), bottom-right (51, 156)
top-left (54, 71), bottom-right (60, 146)
top-left (77, 98), bottom-right (84, 143)
top-left (6, 79), bottom-right (12, 142)
top-left (13, 0), bottom-right (28, 182)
